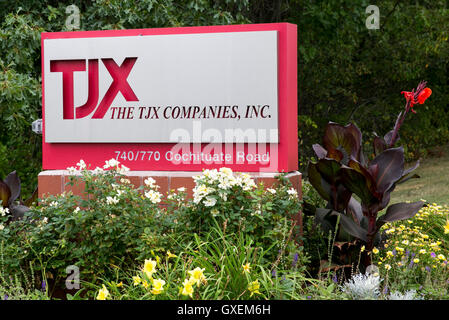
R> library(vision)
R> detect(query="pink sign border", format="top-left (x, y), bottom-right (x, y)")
top-left (41, 23), bottom-right (297, 172)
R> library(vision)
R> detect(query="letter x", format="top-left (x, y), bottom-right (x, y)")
top-left (91, 57), bottom-right (138, 119)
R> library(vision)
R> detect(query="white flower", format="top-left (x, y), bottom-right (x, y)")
top-left (0, 224), bottom-right (4, 231)
top-left (193, 184), bottom-right (215, 204)
top-left (218, 191), bottom-right (228, 201)
top-left (120, 178), bottom-right (131, 184)
top-left (42, 217), bottom-right (48, 224)
top-left (118, 165), bottom-right (130, 174)
top-left (144, 190), bottom-right (162, 204)
top-left (267, 188), bottom-right (276, 194)
top-left (144, 177), bottom-right (156, 187)
top-left (76, 160), bottom-right (87, 169)
top-left (203, 196), bottom-right (217, 207)
top-left (106, 196), bottom-right (119, 205)
top-left (287, 188), bottom-right (298, 197)
top-left (219, 167), bottom-right (233, 176)
top-left (67, 166), bottom-right (78, 175)
top-left (74, 207), bottom-right (81, 214)
top-left (177, 187), bottom-right (186, 192)
top-left (49, 201), bottom-right (58, 207)
top-left (104, 159), bottom-right (120, 169)
top-left (0, 207), bottom-right (9, 216)
top-left (211, 208), bottom-right (219, 216)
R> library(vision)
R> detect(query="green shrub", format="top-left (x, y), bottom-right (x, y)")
top-left (0, 159), bottom-right (301, 297)
top-left (0, 160), bottom-right (179, 291)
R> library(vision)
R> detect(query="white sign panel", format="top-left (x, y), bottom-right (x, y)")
top-left (43, 31), bottom-right (279, 143)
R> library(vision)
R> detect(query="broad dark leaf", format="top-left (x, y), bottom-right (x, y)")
top-left (9, 203), bottom-right (30, 221)
top-left (316, 158), bottom-right (341, 184)
top-left (378, 201), bottom-right (425, 226)
top-left (323, 122), bottom-right (359, 163)
top-left (396, 173), bottom-right (420, 185)
top-left (314, 208), bottom-right (335, 234)
top-left (4, 171), bottom-right (21, 204)
top-left (340, 167), bottom-right (378, 205)
top-left (0, 181), bottom-right (11, 207)
top-left (308, 162), bottom-right (331, 201)
top-left (348, 159), bottom-right (377, 194)
top-left (329, 211), bottom-right (368, 242)
top-left (369, 147), bottom-right (404, 194)
top-left (384, 111), bottom-right (402, 147)
top-left (312, 144), bottom-right (327, 159)
top-left (397, 160), bottom-right (420, 185)
top-left (347, 196), bottom-right (363, 224)
top-left (373, 134), bottom-right (386, 156)
top-left (24, 187), bottom-right (39, 207)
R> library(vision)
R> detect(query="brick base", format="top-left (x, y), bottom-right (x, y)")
top-left (38, 170), bottom-right (303, 237)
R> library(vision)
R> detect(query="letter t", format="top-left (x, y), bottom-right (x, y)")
top-left (50, 60), bottom-right (86, 119)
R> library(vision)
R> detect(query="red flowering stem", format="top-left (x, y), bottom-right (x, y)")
top-left (388, 99), bottom-right (410, 148)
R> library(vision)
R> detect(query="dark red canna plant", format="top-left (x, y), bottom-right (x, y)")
top-left (0, 171), bottom-right (32, 221)
top-left (306, 82), bottom-right (431, 269)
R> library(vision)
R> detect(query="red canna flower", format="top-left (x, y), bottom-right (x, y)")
top-left (417, 87), bottom-right (432, 104)
top-left (401, 82), bottom-right (431, 114)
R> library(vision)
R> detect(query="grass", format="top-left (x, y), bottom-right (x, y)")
top-left (390, 145), bottom-right (449, 205)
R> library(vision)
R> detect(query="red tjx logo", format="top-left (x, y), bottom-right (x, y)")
top-left (50, 57), bottom-right (138, 119)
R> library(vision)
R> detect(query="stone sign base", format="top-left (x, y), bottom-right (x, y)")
top-left (38, 170), bottom-right (303, 237)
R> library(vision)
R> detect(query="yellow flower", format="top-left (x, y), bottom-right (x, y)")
top-left (386, 251), bottom-right (394, 258)
top-left (143, 259), bottom-right (157, 278)
top-left (151, 279), bottom-right (166, 295)
top-left (444, 220), bottom-right (449, 234)
top-left (116, 281), bottom-right (123, 288)
top-left (188, 267), bottom-right (206, 286)
top-left (372, 248), bottom-right (379, 254)
top-left (248, 280), bottom-right (261, 297)
top-left (142, 279), bottom-right (150, 289)
top-left (242, 263), bottom-right (251, 273)
top-left (133, 275), bottom-right (142, 286)
top-left (96, 285), bottom-right (109, 300)
top-left (180, 278), bottom-right (195, 298)
top-left (437, 254), bottom-right (446, 261)
top-left (167, 251), bottom-right (177, 259)
top-left (413, 258), bottom-right (420, 264)
top-left (360, 245), bottom-right (365, 252)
